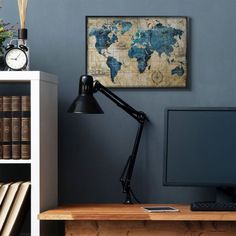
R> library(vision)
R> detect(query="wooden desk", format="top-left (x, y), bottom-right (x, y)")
top-left (39, 204), bottom-right (236, 235)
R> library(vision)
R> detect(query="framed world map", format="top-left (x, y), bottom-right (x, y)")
top-left (86, 16), bottom-right (188, 88)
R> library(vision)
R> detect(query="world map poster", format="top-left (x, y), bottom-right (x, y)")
top-left (86, 16), bottom-right (188, 88)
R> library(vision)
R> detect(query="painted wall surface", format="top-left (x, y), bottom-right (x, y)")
top-left (1, 0), bottom-right (236, 204)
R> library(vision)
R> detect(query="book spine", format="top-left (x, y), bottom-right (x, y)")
top-left (21, 96), bottom-right (30, 159)
top-left (12, 96), bottom-right (21, 159)
top-left (2, 96), bottom-right (12, 159)
top-left (0, 96), bottom-right (3, 159)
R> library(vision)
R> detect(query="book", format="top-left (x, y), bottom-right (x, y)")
top-left (21, 96), bottom-right (30, 159)
top-left (0, 183), bottom-right (11, 207)
top-left (1, 182), bottom-right (30, 236)
top-left (2, 96), bottom-right (12, 159)
top-left (0, 182), bottom-right (22, 232)
top-left (0, 182), bottom-right (3, 201)
top-left (12, 96), bottom-right (21, 159)
top-left (0, 96), bottom-right (3, 159)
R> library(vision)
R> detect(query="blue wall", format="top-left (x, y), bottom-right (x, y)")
top-left (2, 0), bottom-right (236, 204)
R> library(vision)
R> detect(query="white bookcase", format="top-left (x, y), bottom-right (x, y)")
top-left (0, 71), bottom-right (58, 236)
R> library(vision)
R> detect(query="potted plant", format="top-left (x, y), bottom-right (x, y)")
top-left (0, 4), bottom-right (15, 70)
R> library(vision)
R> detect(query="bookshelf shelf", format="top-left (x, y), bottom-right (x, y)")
top-left (0, 71), bottom-right (58, 236)
top-left (0, 160), bottom-right (31, 164)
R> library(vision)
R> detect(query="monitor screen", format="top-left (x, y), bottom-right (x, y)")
top-left (164, 108), bottom-right (236, 187)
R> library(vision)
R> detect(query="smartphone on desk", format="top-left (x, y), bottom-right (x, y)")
top-left (143, 206), bottom-right (179, 213)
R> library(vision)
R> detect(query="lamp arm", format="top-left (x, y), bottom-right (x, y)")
top-left (94, 81), bottom-right (146, 123)
top-left (94, 80), bottom-right (147, 204)
top-left (120, 122), bottom-right (145, 204)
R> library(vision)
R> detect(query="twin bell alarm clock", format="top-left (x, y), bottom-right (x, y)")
top-left (4, 29), bottom-right (29, 71)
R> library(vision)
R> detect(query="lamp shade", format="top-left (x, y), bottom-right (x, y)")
top-left (68, 75), bottom-right (104, 114)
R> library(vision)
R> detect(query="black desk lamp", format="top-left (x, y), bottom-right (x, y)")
top-left (68, 75), bottom-right (147, 204)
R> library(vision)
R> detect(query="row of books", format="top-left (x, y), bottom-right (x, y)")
top-left (0, 181), bottom-right (30, 236)
top-left (0, 96), bottom-right (31, 160)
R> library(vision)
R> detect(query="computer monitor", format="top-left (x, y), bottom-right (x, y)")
top-left (163, 108), bottom-right (236, 203)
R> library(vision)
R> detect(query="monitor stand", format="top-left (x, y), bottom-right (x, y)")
top-left (215, 187), bottom-right (236, 203)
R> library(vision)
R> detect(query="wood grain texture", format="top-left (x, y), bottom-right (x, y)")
top-left (65, 221), bottom-right (236, 236)
top-left (39, 204), bottom-right (236, 221)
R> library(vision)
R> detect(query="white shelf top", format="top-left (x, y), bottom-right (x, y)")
top-left (0, 159), bottom-right (31, 164)
top-left (0, 71), bottom-right (57, 84)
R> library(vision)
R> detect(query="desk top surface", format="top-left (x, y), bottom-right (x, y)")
top-left (39, 204), bottom-right (236, 221)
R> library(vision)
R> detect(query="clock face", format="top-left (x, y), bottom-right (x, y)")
top-left (5, 48), bottom-right (27, 70)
